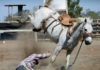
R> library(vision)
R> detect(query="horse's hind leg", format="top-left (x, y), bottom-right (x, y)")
top-left (66, 50), bottom-right (72, 69)
top-left (51, 45), bottom-right (63, 63)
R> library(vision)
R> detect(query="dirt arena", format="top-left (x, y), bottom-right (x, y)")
top-left (0, 24), bottom-right (100, 70)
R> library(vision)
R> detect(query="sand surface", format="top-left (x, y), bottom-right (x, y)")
top-left (0, 24), bottom-right (100, 70)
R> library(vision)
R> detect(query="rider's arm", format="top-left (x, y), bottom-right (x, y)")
top-left (35, 53), bottom-right (51, 59)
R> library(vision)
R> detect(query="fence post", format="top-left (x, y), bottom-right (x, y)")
top-left (34, 32), bottom-right (37, 42)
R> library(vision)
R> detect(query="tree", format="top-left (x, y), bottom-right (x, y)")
top-left (68, 0), bottom-right (83, 17)
top-left (82, 9), bottom-right (100, 19)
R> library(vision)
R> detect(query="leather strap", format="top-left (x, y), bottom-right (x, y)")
top-left (43, 19), bottom-right (57, 33)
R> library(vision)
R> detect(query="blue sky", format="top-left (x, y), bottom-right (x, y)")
top-left (80, 0), bottom-right (100, 13)
top-left (0, 0), bottom-right (43, 21)
top-left (0, 0), bottom-right (100, 21)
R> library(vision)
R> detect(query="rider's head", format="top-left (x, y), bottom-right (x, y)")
top-left (34, 59), bottom-right (39, 65)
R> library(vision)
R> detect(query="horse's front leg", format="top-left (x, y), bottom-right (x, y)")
top-left (66, 50), bottom-right (72, 69)
top-left (51, 28), bottom-right (67, 63)
top-left (51, 45), bottom-right (63, 63)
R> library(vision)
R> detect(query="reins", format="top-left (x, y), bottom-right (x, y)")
top-left (67, 39), bottom-right (84, 70)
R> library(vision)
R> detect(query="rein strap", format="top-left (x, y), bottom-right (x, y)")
top-left (67, 40), bottom-right (84, 70)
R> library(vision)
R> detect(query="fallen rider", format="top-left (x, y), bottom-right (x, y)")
top-left (16, 52), bottom-right (51, 70)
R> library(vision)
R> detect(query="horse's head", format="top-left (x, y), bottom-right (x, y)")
top-left (81, 17), bottom-right (93, 45)
top-left (28, 7), bottom-right (54, 31)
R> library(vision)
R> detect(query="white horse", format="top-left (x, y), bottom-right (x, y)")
top-left (28, 7), bottom-right (93, 69)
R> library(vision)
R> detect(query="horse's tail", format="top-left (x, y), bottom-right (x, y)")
top-left (43, 0), bottom-right (53, 7)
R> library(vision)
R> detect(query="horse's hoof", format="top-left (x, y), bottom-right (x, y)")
top-left (50, 59), bottom-right (55, 63)
top-left (61, 66), bottom-right (65, 70)
top-left (51, 56), bottom-right (56, 63)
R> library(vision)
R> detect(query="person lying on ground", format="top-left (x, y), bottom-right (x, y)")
top-left (16, 52), bottom-right (51, 70)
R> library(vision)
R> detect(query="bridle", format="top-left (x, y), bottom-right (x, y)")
top-left (81, 23), bottom-right (92, 40)
top-left (83, 33), bottom-right (92, 37)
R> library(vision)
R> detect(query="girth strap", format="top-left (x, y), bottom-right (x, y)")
top-left (44, 19), bottom-right (57, 33)
top-left (51, 23), bottom-right (60, 34)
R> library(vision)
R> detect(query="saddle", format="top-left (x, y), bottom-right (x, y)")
top-left (58, 14), bottom-right (76, 37)
top-left (58, 14), bottom-right (76, 26)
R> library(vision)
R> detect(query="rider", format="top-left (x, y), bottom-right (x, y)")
top-left (16, 52), bottom-right (51, 70)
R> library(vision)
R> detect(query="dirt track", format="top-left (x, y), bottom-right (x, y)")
top-left (0, 29), bottom-right (100, 70)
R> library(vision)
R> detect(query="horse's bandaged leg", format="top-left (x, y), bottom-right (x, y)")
top-left (66, 50), bottom-right (72, 69)
top-left (66, 54), bottom-right (70, 68)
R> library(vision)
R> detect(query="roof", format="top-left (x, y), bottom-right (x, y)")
top-left (5, 4), bottom-right (26, 7)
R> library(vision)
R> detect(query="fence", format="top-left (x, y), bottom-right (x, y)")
top-left (92, 19), bottom-right (100, 38)
top-left (37, 32), bottom-right (50, 41)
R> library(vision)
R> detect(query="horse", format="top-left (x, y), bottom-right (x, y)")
top-left (28, 7), bottom-right (93, 69)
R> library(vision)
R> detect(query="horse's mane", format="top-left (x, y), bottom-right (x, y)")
top-left (72, 22), bottom-right (81, 33)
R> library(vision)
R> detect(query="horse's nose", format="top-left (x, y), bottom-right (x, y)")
top-left (85, 40), bottom-right (91, 45)
top-left (85, 37), bottom-right (92, 45)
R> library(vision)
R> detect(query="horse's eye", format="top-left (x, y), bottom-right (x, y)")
top-left (85, 29), bottom-right (87, 31)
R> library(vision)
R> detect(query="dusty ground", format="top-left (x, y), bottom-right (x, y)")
top-left (0, 24), bottom-right (100, 70)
